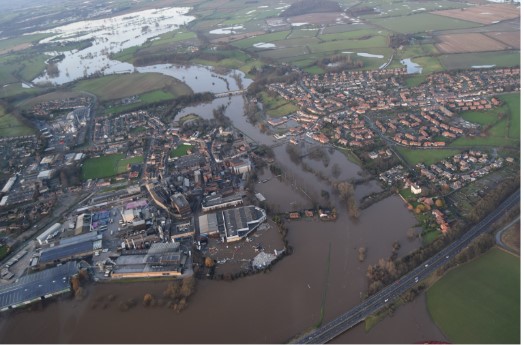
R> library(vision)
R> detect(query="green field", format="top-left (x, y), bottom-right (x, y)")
top-left (503, 93), bottom-right (520, 139)
top-left (116, 156), bottom-right (143, 174)
top-left (397, 147), bottom-right (460, 166)
top-left (231, 31), bottom-right (290, 49)
top-left (439, 51), bottom-right (521, 70)
top-left (451, 93), bottom-right (520, 147)
top-left (82, 154), bottom-right (142, 180)
top-left (370, 13), bottom-right (479, 34)
top-left (427, 248), bottom-right (520, 344)
top-left (0, 52), bottom-right (48, 84)
top-left (0, 106), bottom-right (33, 137)
top-left (170, 144), bottom-right (193, 158)
top-left (259, 91), bottom-right (298, 117)
top-left (460, 109), bottom-right (501, 126)
top-left (74, 73), bottom-right (192, 101)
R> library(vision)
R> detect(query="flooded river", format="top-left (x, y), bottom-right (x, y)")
top-left (0, 89), bottom-right (436, 343)
top-left (0, 7), bottom-right (444, 342)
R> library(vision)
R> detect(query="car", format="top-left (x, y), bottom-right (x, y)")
top-left (384, 298), bottom-right (389, 303)
top-left (415, 277), bottom-right (419, 282)
top-left (446, 255), bottom-right (449, 259)
top-left (425, 264), bottom-right (429, 267)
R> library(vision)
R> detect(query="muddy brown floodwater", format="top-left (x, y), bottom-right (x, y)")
top-left (0, 96), bottom-right (442, 343)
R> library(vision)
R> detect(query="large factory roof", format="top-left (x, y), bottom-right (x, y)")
top-left (0, 261), bottom-right (78, 311)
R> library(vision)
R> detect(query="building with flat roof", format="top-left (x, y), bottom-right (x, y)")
top-left (170, 193), bottom-right (192, 219)
top-left (201, 193), bottom-right (243, 212)
top-left (0, 261), bottom-right (78, 312)
top-left (39, 232), bottom-right (103, 264)
top-left (198, 205), bottom-right (266, 243)
top-left (111, 242), bottom-right (188, 279)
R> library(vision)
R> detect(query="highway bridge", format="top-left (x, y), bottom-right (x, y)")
top-left (214, 89), bottom-right (245, 98)
top-left (294, 189), bottom-right (520, 344)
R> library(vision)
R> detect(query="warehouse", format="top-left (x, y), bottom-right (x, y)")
top-left (0, 261), bottom-right (78, 312)
top-left (111, 242), bottom-right (188, 279)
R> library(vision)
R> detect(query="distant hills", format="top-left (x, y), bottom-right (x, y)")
top-left (279, 0), bottom-right (342, 17)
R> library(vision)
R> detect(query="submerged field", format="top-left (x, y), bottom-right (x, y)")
top-left (426, 248), bottom-right (520, 344)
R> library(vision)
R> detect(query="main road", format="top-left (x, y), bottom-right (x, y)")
top-left (295, 189), bottom-right (520, 344)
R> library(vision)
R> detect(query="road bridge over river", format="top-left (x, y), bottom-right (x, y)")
top-left (293, 189), bottom-right (520, 344)
top-left (214, 89), bottom-right (245, 98)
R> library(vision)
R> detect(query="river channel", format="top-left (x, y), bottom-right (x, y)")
top-left (0, 6), bottom-right (444, 343)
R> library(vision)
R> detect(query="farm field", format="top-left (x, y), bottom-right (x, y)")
top-left (484, 31), bottom-right (520, 49)
top-left (369, 13), bottom-right (479, 34)
top-left (435, 33), bottom-right (510, 54)
top-left (439, 51), bottom-right (521, 69)
top-left (397, 147), bottom-right (461, 166)
top-left (426, 248), bottom-right (520, 344)
top-left (432, 3), bottom-right (520, 25)
top-left (0, 106), bottom-right (33, 137)
top-left (73, 73), bottom-right (192, 101)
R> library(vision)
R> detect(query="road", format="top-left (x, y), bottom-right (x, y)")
top-left (494, 215), bottom-right (520, 255)
top-left (295, 189), bottom-right (520, 344)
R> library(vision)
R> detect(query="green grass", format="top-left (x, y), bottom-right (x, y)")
top-left (259, 91), bottom-right (298, 117)
top-left (82, 154), bottom-right (124, 180)
top-left (0, 245), bottom-right (9, 261)
top-left (370, 13), bottom-right (479, 34)
top-left (74, 73), bottom-right (192, 101)
top-left (231, 31), bottom-right (290, 49)
top-left (397, 147), bottom-right (461, 166)
top-left (0, 52), bottom-right (49, 84)
top-left (405, 74), bottom-right (427, 87)
top-left (320, 29), bottom-right (386, 42)
top-left (116, 156), bottom-right (143, 174)
top-left (461, 109), bottom-right (501, 126)
top-left (426, 248), bottom-right (520, 344)
top-left (422, 229), bottom-right (441, 245)
top-left (451, 93), bottom-right (520, 148)
top-left (398, 44), bottom-right (439, 59)
top-left (412, 56), bottom-right (443, 73)
top-left (439, 51), bottom-right (521, 70)
top-left (502, 93), bottom-right (520, 139)
top-left (82, 154), bottom-right (142, 180)
top-left (0, 106), bottom-right (34, 137)
top-left (309, 36), bottom-right (388, 53)
top-left (170, 144), bottom-right (193, 158)
top-left (103, 89), bottom-right (178, 115)
top-left (0, 33), bottom-right (50, 52)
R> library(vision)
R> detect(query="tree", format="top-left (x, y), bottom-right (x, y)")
top-left (143, 293), bottom-right (154, 306)
top-left (435, 199), bottom-right (444, 208)
top-left (358, 247), bottom-right (367, 262)
top-left (407, 227), bottom-right (418, 241)
top-left (204, 257), bottom-right (215, 268)
top-left (163, 282), bottom-right (181, 299)
top-left (180, 276), bottom-right (196, 298)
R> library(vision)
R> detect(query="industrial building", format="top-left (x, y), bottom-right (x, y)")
top-left (201, 193), bottom-right (243, 212)
top-left (198, 205), bottom-right (266, 243)
top-left (36, 223), bottom-right (62, 245)
top-left (38, 231), bottom-right (103, 265)
top-left (111, 242), bottom-right (188, 279)
top-left (0, 261), bottom-right (78, 312)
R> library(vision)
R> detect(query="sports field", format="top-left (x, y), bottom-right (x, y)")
top-left (82, 154), bottom-right (143, 180)
top-left (426, 248), bottom-right (520, 344)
